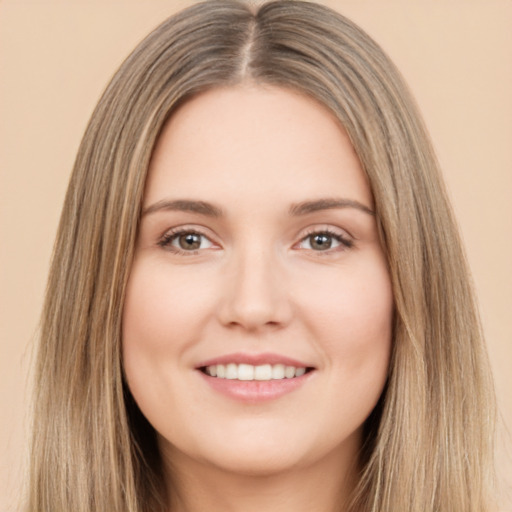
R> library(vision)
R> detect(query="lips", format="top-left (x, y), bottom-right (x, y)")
top-left (195, 352), bottom-right (316, 402)
top-left (197, 352), bottom-right (313, 367)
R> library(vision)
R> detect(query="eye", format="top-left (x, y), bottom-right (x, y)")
top-left (158, 229), bottom-right (215, 254)
top-left (297, 229), bottom-right (353, 252)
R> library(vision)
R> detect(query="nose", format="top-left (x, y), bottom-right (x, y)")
top-left (217, 244), bottom-right (293, 332)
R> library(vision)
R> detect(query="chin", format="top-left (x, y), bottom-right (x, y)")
top-left (207, 444), bottom-right (308, 477)
top-left (159, 422), bottom-right (362, 480)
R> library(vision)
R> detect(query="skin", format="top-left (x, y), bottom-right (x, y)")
top-left (122, 84), bottom-right (393, 512)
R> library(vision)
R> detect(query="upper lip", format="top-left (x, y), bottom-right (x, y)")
top-left (196, 352), bottom-right (314, 369)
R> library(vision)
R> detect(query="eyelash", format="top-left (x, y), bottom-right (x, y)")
top-left (157, 227), bottom-right (353, 256)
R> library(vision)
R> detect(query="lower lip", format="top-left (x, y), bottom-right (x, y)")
top-left (198, 370), bottom-right (314, 403)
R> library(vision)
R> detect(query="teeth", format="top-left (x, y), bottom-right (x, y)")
top-left (204, 363), bottom-right (309, 381)
top-left (226, 363), bottom-right (237, 379)
top-left (295, 367), bottom-right (306, 377)
top-left (254, 364), bottom-right (272, 380)
top-left (272, 364), bottom-right (285, 379)
top-left (238, 364), bottom-right (254, 381)
top-left (284, 366), bottom-right (296, 379)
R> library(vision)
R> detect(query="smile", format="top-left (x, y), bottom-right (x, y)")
top-left (202, 363), bottom-right (311, 380)
top-left (196, 354), bottom-right (316, 402)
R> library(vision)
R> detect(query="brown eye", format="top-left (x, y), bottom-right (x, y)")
top-left (178, 233), bottom-right (202, 250)
top-left (309, 233), bottom-right (333, 250)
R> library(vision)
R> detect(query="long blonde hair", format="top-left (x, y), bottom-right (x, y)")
top-left (27, 1), bottom-right (496, 511)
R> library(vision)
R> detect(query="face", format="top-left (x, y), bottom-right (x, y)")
top-left (122, 85), bottom-right (393, 478)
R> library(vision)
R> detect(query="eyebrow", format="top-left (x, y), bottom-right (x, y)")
top-left (288, 198), bottom-right (375, 216)
top-left (142, 199), bottom-right (224, 218)
top-left (141, 197), bottom-right (375, 218)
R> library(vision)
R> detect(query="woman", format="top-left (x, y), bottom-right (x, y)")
top-left (26, 1), bottom-right (496, 511)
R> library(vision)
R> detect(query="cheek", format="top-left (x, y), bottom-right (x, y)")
top-left (122, 261), bottom-right (214, 356)
top-left (298, 254), bottom-right (393, 391)
top-left (302, 255), bottom-right (393, 341)
top-left (121, 261), bottom-right (213, 410)
top-left (307, 263), bottom-right (392, 441)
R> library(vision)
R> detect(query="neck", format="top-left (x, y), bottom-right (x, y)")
top-left (161, 441), bottom-right (360, 512)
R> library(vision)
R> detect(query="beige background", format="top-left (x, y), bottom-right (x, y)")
top-left (1, 1), bottom-right (510, 510)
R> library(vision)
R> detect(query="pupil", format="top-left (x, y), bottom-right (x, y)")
top-left (180, 233), bottom-right (201, 250)
top-left (312, 234), bottom-right (331, 250)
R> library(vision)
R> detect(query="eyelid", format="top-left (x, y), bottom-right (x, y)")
top-left (298, 224), bottom-right (352, 240)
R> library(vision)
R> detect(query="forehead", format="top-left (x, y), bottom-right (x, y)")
top-left (145, 84), bottom-right (373, 210)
